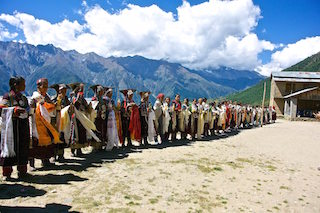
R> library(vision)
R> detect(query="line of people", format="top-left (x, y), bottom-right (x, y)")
top-left (0, 77), bottom-right (276, 180)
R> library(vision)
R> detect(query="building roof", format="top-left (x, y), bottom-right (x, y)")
top-left (283, 86), bottom-right (319, 99)
top-left (272, 71), bottom-right (320, 82)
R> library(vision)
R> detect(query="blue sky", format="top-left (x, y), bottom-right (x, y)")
top-left (0, 0), bottom-right (320, 75)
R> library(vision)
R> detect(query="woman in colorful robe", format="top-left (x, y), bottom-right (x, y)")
top-left (139, 91), bottom-right (151, 147)
top-left (29, 78), bottom-right (61, 169)
top-left (51, 83), bottom-right (70, 162)
top-left (0, 77), bottom-right (30, 180)
top-left (104, 88), bottom-right (119, 151)
top-left (121, 89), bottom-right (140, 147)
top-left (171, 94), bottom-right (181, 141)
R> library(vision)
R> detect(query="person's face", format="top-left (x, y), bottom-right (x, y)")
top-left (107, 92), bottom-right (113, 98)
top-left (98, 90), bottom-right (104, 97)
top-left (198, 98), bottom-right (202, 104)
top-left (17, 80), bottom-right (26, 92)
top-left (176, 95), bottom-right (180, 102)
top-left (60, 88), bottom-right (67, 96)
top-left (184, 99), bottom-right (188, 104)
top-left (38, 82), bottom-right (48, 95)
top-left (128, 94), bottom-right (133, 100)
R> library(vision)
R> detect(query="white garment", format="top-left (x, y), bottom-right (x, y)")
top-left (162, 103), bottom-right (171, 134)
top-left (106, 110), bottom-right (119, 151)
top-left (148, 110), bottom-right (156, 141)
top-left (0, 107), bottom-right (15, 157)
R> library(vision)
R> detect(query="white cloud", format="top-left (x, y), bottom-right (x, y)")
top-left (0, 23), bottom-right (18, 40)
top-left (0, 0), bottom-right (277, 71)
top-left (257, 36), bottom-right (320, 76)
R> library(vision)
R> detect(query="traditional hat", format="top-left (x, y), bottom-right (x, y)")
top-left (90, 84), bottom-right (104, 95)
top-left (36, 78), bottom-right (48, 86)
top-left (157, 93), bottom-right (164, 99)
top-left (104, 86), bottom-right (113, 94)
top-left (139, 91), bottom-right (151, 98)
top-left (49, 83), bottom-right (70, 94)
top-left (68, 82), bottom-right (81, 92)
top-left (120, 89), bottom-right (136, 96)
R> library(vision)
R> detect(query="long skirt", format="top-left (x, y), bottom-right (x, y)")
top-left (0, 118), bottom-right (30, 166)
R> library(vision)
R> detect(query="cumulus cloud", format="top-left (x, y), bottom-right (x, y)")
top-left (0, 0), bottom-right (278, 71)
top-left (0, 23), bottom-right (18, 40)
top-left (257, 36), bottom-right (320, 76)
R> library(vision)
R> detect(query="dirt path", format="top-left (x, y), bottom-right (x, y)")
top-left (1, 119), bottom-right (320, 212)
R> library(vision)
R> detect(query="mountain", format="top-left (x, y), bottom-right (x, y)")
top-left (284, 51), bottom-right (320, 72)
top-left (0, 41), bottom-right (261, 100)
top-left (189, 67), bottom-right (264, 90)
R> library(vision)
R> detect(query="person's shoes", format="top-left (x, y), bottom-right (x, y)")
top-left (18, 173), bottom-right (31, 180)
top-left (57, 155), bottom-right (65, 162)
top-left (41, 160), bottom-right (55, 167)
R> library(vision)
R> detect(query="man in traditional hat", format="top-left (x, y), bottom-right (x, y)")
top-left (51, 83), bottom-right (71, 162)
top-left (120, 89), bottom-right (135, 148)
top-left (70, 83), bottom-right (90, 157)
top-left (0, 77), bottom-right (30, 180)
top-left (139, 91), bottom-right (151, 147)
top-left (29, 78), bottom-right (60, 170)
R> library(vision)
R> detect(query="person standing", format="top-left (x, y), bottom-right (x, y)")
top-left (171, 94), bottom-right (182, 141)
top-left (154, 93), bottom-right (164, 143)
top-left (139, 91), bottom-right (151, 147)
top-left (29, 78), bottom-right (60, 169)
top-left (51, 84), bottom-right (71, 162)
top-left (0, 77), bottom-right (30, 180)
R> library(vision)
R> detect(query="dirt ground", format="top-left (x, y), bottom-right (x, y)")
top-left (1, 119), bottom-right (320, 213)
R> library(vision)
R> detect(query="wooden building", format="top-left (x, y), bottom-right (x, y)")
top-left (270, 71), bottom-right (320, 120)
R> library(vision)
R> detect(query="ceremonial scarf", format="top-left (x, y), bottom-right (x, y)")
top-left (0, 107), bottom-right (15, 157)
top-left (60, 105), bottom-right (101, 144)
top-left (35, 102), bottom-right (60, 146)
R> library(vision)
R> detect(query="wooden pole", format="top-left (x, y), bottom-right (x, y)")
top-left (261, 81), bottom-right (267, 127)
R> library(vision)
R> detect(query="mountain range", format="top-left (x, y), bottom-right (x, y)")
top-left (0, 41), bottom-right (264, 100)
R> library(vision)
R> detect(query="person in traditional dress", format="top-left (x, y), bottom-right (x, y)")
top-left (217, 102), bottom-right (226, 133)
top-left (104, 87), bottom-right (119, 151)
top-left (180, 98), bottom-right (191, 140)
top-left (210, 102), bottom-right (219, 136)
top-left (29, 78), bottom-right (61, 169)
top-left (121, 89), bottom-right (141, 148)
top-left (190, 99), bottom-right (198, 140)
top-left (162, 97), bottom-right (171, 142)
top-left (197, 98), bottom-right (205, 138)
top-left (171, 94), bottom-right (182, 141)
top-left (50, 84), bottom-right (71, 162)
top-left (153, 93), bottom-right (164, 143)
top-left (139, 91), bottom-right (151, 147)
top-left (91, 85), bottom-right (107, 151)
top-left (115, 99), bottom-right (124, 145)
top-left (70, 83), bottom-right (91, 157)
top-left (0, 77), bottom-right (30, 180)
top-left (147, 103), bottom-right (157, 143)
top-left (203, 98), bottom-right (210, 137)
